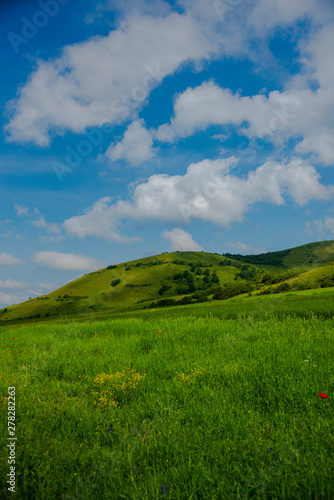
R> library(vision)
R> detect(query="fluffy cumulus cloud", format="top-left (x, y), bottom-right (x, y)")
top-left (106, 119), bottom-right (154, 165)
top-left (0, 253), bottom-right (22, 266)
top-left (156, 79), bottom-right (334, 165)
top-left (5, 0), bottom-right (334, 168)
top-left (162, 228), bottom-right (204, 251)
top-left (0, 279), bottom-right (30, 288)
top-left (155, 82), bottom-right (300, 141)
top-left (153, 3), bottom-right (334, 165)
top-left (63, 197), bottom-right (141, 243)
top-left (63, 156), bottom-right (334, 240)
top-left (32, 252), bottom-right (106, 271)
top-left (5, 9), bottom-right (216, 146)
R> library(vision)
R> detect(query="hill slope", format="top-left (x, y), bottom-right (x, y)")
top-left (1, 240), bottom-right (334, 324)
top-left (223, 240), bottom-right (334, 270)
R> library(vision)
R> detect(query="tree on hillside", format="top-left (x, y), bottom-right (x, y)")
top-left (211, 271), bottom-right (220, 284)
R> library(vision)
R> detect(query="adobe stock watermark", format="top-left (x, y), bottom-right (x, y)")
top-left (7, 0), bottom-right (72, 55)
top-left (52, 64), bottom-right (166, 183)
top-left (238, 94), bottom-right (302, 163)
top-left (212, 0), bottom-right (244, 22)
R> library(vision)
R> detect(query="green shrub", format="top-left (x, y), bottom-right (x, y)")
top-left (111, 279), bottom-right (121, 287)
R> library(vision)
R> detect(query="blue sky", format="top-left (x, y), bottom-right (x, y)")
top-left (1, 0), bottom-right (334, 306)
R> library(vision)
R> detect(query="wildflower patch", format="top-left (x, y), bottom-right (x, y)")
top-left (174, 365), bottom-right (207, 385)
top-left (89, 368), bottom-right (146, 409)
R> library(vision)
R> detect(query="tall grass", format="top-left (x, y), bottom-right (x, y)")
top-left (0, 302), bottom-right (333, 499)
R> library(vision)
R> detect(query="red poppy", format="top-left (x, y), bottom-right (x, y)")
top-left (6, 345), bottom-right (8, 348)
top-left (12, 337), bottom-right (15, 340)
top-left (319, 393), bottom-right (328, 399)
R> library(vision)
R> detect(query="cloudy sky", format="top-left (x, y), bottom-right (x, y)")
top-left (1, 0), bottom-right (334, 306)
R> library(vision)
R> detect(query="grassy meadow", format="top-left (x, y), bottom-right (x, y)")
top-left (1, 290), bottom-right (334, 499)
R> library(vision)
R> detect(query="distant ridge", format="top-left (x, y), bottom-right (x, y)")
top-left (223, 240), bottom-right (334, 269)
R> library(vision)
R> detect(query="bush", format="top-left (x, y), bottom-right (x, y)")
top-left (258, 286), bottom-right (274, 296)
top-left (173, 273), bottom-right (183, 281)
top-left (179, 296), bottom-right (193, 305)
top-left (195, 296), bottom-right (208, 303)
top-left (111, 279), bottom-right (121, 287)
top-left (274, 282), bottom-right (291, 293)
top-left (158, 284), bottom-right (171, 295)
top-left (156, 298), bottom-right (177, 307)
top-left (107, 265), bottom-right (117, 269)
top-left (318, 275), bottom-right (334, 288)
top-left (211, 273), bottom-right (220, 284)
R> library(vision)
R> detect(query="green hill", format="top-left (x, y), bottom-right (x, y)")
top-left (223, 240), bottom-right (334, 271)
top-left (1, 240), bottom-right (334, 324)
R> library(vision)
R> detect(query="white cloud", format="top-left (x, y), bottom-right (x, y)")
top-left (31, 216), bottom-right (61, 235)
top-left (154, 81), bottom-right (306, 143)
top-left (5, 0), bottom-right (334, 169)
top-left (306, 216), bottom-right (334, 239)
top-left (248, 0), bottom-right (327, 33)
top-left (244, 158), bottom-right (334, 206)
top-left (106, 119), bottom-right (155, 165)
top-left (229, 241), bottom-right (267, 255)
top-left (0, 253), bottom-right (22, 266)
top-left (0, 279), bottom-right (30, 289)
top-left (5, 10), bottom-right (216, 145)
top-left (63, 156), bottom-right (334, 240)
top-left (155, 79), bottom-right (334, 165)
top-left (0, 289), bottom-right (45, 307)
top-left (63, 197), bottom-right (141, 243)
top-left (32, 252), bottom-right (106, 271)
top-left (0, 292), bottom-right (14, 306)
top-left (14, 203), bottom-right (28, 216)
top-left (162, 228), bottom-right (204, 251)
top-left (153, 14), bottom-right (334, 164)
top-left (36, 282), bottom-right (58, 291)
top-left (180, 0), bottom-right (333, 62)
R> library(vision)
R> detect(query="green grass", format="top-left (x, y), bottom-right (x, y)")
top-left (0, 291), bottom-right (333, 499)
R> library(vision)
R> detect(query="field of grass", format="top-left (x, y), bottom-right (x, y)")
top-left (1, 290), bottom-right (334, 499)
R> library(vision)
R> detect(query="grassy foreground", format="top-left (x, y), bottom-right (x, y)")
top-left (0, 293), bottom-right (334, 499)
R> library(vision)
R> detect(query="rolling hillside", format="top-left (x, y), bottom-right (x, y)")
top-left (223, 240), bottom-right (334, 271)
top-left (1, 240), bottom-right (334, 324)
